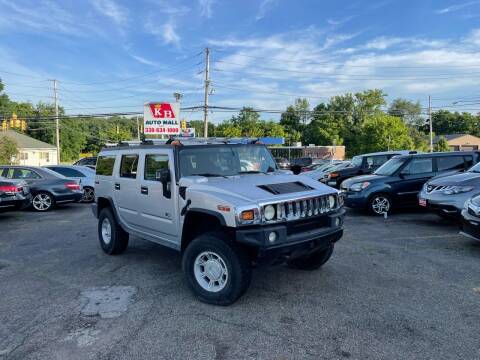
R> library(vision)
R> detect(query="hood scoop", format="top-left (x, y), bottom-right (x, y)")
top-left (258, 182), bottom-right (313, 195)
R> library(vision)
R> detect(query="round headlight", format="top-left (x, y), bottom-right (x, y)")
top-left (328, 195), bottom-right (336, 209)
top-left (264, 205), bottom-right (276, 220)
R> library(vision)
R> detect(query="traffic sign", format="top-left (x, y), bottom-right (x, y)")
top-left (143, 102), bottom-right (181, 135)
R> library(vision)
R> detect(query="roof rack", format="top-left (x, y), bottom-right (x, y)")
top-left (107, 137), bottom-right (263, 148)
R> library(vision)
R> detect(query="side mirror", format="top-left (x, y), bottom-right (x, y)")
top-left (156, 168), bottom-right (171, 198)
top-left (399, 171), bottom-right (406, 179)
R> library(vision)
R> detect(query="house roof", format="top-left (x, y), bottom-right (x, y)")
top-left (0, 130), bottom-right (56, 149)
top-left (432, 134), bottom-right (478, 143)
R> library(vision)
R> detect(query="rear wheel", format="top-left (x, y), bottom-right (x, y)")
top-left (31, 192), bottom-right (54, 211)
top-left (82, 187), bottom-right (95, 203)
top-left (368, 194), bottom-right (392, 215)
top-left (182, 232), bottom-right (252, 305)
top-left (287, 244), bottom-right (334, 270)
top-left (98, 208), bottom-right (129, 255)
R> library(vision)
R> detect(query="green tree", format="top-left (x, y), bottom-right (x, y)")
top-left (280, 98), bottom-right (309, 144)
top-left (434, 136), bottom-right (451, 152)
top-left (359, 114), bottom-right (414, 153)
top-left (431, 110), bottom-right (477, 135)
top-left (0, 135), bottom-right (19, 165)
top-left (388, 98), bottom-right (423, 126)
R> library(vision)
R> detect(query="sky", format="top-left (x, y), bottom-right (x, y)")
top-left (1, 0), bottom-right (480, 122)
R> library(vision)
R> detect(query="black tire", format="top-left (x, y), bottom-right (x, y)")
top-left (82, 187), bottom-right (95, 203)
top-left (98, 208), bottom-right (129, 255)
top-left (368, 193), bottom-right (392, 216)
top-left (287, 243), bottom-right (334, 270)
top-left (31, 192), bottom-right (55, 212)
top-left (182, 232), bottom-right (252, 306)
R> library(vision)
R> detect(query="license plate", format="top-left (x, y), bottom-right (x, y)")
top-left (419, 198), bottom-right (427, 207)
top-left (23, 187), bottom-right (29, 195)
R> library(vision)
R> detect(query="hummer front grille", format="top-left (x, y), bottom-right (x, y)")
top-left (262, 194), bottom-right (338, 223)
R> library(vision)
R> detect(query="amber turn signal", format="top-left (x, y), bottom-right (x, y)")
top-left (240, 210), bottom-right (255, 221)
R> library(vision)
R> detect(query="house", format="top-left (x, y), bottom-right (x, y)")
top-left (0, 130), bottom-right (58, 166)
top-left (433, 134), bottom-right (480, 151)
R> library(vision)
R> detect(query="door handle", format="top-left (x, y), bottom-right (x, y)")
top-left (114, 183), bottom-right (120, 190)
top-left (141, 186), bottom-right (148, 195)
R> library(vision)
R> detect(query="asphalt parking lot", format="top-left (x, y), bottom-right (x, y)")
top-left (0, 204), bottom-right (479, 360)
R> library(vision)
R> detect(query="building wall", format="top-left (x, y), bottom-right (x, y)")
top-left (447, 135), bottom-right (480, 151)
top-left (18, 148), bottom-right (58, 166)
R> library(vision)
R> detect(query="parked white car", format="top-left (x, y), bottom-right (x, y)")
top-left (44, 165), bottom-right (96, 202)
top-left (303, 161), bottom-right (350, 181)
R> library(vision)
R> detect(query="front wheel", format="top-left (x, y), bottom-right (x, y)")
top-left (368, 194), bottom-right (392, 216)
top-left (287, 244), bottom-right (334, 270)
top-left (182, 232), bottom-right (252, 306)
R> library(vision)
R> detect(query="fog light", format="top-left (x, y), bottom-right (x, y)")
top-left (334, 217), bottom-right (341, 227)
top-left (268, 231), bottom-right (277, 243)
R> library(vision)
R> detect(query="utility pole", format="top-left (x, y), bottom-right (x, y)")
top-left (136, 115), bottom-right (141, 141)
top-left (51, 79), bottom-right (60, 164)
top-left (203, 47), bottom-right (210, 138)
top-left (428, 95), bottom-right (433, 153)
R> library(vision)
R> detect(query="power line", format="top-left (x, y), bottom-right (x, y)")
top-left (214, 64), bottom-right (480, 81)
top-left (212, 48), bottom-right (480, 69)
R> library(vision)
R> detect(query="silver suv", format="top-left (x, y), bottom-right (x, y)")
top-left (92, 139), bottom-right (345, 305)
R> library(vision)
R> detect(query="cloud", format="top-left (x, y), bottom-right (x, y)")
top-left (0, 0), bottom-right (102, 37)
top-left (327, 15), bottom-right (356, 26)
top-left (199, 0), bottom-right (214, 18)
top-left (130, 54), bottom-right (160, 67)
top-left (436, 1), bottom-right (480, 14)
top-left (90, 0), bottom-right (127, 25)
top-left (256, 0), bottom-right (277, 21)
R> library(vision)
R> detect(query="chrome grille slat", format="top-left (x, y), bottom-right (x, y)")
top-left (262, 194), bottom-right (338, 223)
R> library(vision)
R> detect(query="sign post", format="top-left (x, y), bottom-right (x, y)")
top-left (143, 102), bottom-right (181, 136)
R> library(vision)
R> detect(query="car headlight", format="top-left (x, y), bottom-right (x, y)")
top-left (443, 186), bottom-right (474, 195)
top-left (350, 182), bottom-right (370, 192)
top-left (264, 204), bottom-right (276, 221)
top-left (328, 195), bottom-right (336, 208)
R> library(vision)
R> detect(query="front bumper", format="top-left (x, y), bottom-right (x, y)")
top-left (418, 190), bottom-right (473, 217)
top-left (460, 209), bottom-right (480, 242)
top-left (235, 209), bottom-right (345, 260)
top-left (342, 191), bottom-right (368, 209)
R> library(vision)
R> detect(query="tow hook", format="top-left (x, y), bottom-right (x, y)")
top-left (181, 199), bottom-right (192, 216)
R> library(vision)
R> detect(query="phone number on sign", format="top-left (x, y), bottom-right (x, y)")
top-left (144, 127), bottom-right (180, 134)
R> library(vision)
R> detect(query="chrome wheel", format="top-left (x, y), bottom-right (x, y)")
top-left (32, 193), bottom-right (52, 211)
top-left (194, 251), bottom-right (228, 292)
top-left (371, 196), bottom-right (390, 214)
top-left (82, 187), bottom-right (95, 202)
top-left (101, 218), bottom-right (112, 245)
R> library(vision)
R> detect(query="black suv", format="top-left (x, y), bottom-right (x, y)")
top-left (325, 151), bottom-right (413, 188)
top-left (341, 151), bottom-right (480, 215)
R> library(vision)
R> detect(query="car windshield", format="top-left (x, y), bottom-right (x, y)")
top-left (374, 157), bottom-right (408, 176)
top-left (179, 145), bottom-right (277, 177)
top-left (468, 162), bottom-right (480, 173)
top-left (351, 156), bottom-right (363, 167)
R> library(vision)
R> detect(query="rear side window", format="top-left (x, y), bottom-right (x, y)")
top-left (120, 155), bottom-right (139, 179)
top-left (144, 154), bottom-right (169, 181)
top-left (436, 156), bottom-right (465, 172)
top-left (465, 156), bottom-right (473, 169)
top-left (372, 155), bottom-right (388, 166)
top-left (96, 156), bottom-right (116, 176)
top-left (12, 168), bottom-right (41, 179)
top-left (402, 158), bottom-right (433, 175)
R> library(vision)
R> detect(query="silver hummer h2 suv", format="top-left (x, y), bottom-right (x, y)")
top-left (92, 138), bottom-right (345, 305)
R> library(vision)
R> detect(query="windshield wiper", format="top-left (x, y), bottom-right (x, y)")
top-left (238, 170), bottom-right (266, 174)
top-left (191, 173), bottom-right (228, 178)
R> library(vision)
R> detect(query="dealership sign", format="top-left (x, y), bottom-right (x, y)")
top-left (179, 128), bottom-right (195, 138)
top-left (143, 102), bottom-right (181, 135)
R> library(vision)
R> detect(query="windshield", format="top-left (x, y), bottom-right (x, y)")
top-left (468, 162), bottom-right (480, 173)
top-left (374, 157), bottom-right (408, 176)
top-left (179, 145), bottom-right (277, 177)
top-left (351, 156), bottom-right (363, 167)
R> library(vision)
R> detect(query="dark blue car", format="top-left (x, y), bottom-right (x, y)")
top-left (340, 151), bottom-right (480, 215)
